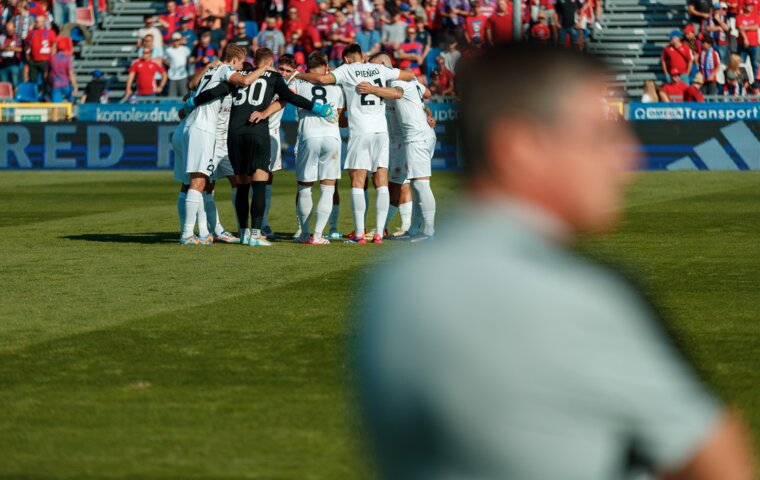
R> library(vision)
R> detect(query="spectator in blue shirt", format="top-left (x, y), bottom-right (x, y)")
top-left (356, 16), bottom-right (382, 58)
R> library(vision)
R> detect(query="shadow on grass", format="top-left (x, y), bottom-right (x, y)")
top-left (62, 232), bottom-right (178, 244)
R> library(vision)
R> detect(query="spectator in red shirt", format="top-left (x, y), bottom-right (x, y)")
top-left (24, 15), bottom-right (56, 86)
top-left (486, 0), bottom-right (513, 45)
top-left (465, 2), bottom-right (489, 45)
top-left (530, 11), bottom-right (552, 43)
top-left (661, 30), bottom-right (692, 82)
top-left (397, 26), bottom-right (424, 75)
top-left (178, 0), bottom-right (197, 29)
top-left (661, 68), bottom-right (689, 101)
top-left (737, 0), bottom-right (759, 78)
top-left (284, 6), bottom-right (304, 46)
top-left (48, 37), bottom-right (77, 103)
top-left (289, 0), bottom-right (319, 26)
top-left (160, 0), bottom-right (183, 44)
top-left (684, 73), bottom-right (706, 101)
top-left (430, 54), bottom-right (455, 95)
top-left (330, 10), bottom-right (355, 62)
top-left (124, 49), bottom-right (168, 99)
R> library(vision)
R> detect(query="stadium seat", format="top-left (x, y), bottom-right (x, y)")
top-left (0, 82), bottom-right (13, 102)
top-left (15, 83), bottom-right (38, 103)
top-left (76, 7), bottom-right (95, 27)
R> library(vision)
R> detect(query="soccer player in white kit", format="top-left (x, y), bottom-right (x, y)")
top-left (296, 43), bottom-right (416, 244)
top-left (358, 56), bottom-right (437, 241)
top-left (179, 44), bottom-right (269, 245)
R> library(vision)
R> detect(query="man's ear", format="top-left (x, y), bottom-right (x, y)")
top-left (485, 117), bottom-right (550, 189)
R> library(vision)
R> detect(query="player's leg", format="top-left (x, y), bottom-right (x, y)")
top-left (328, 184), bottom-right (342, 239)
top-left (227, 174), bottom-right (239, 231)
top-left (177, 183), bottom-right (189, 232)
top-left (343, 134), bottom-right (372, 243)
top-left (313, 136), bottom-right (341, 244)
top-left (172, 123), bottom-right (189, 235)
top-left (385, 182), bottom-right (401, 232)
top-left (370, 134), bottom-right (391, 244)
top-left (397, 182), bottom-right (413, 235)
top-left (182, 128), bottom-right (215, 245)
top-left (408, 137), bottom-right (437, 242)
top-left (205, 154), bottom-right (238, 243)
top-left (229, 134), bottom-right (252, 245)
top-left (263, 130), bottom-right (282, 238)
top-left (294, 137), bottom-right (318, 243)
top-left (248, 134), bottom-right (272, 246)
top-left (347, 169), bottom-right (368, 243)
top-left (385, 138), bottom-right (405, 234)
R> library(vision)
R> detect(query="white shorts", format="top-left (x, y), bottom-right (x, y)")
top-left (388, 137), bottom-right (408, 185)
top-left (184, 126), bottom-right (220, 177)
top-left (172, 123), bottom-right (189, 184)
top-left (406, 136), bottom-right (436, 180)
top-left (344, 132), bottom-right (389, 172)
top-left (269, 128), bottom-right (282, 172)
top-left (295, 136), bottom-right (342, 182)
top-left (211, 136), bottom-right (234, 180)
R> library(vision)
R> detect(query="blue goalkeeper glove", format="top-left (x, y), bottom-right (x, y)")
top-left (180, 96), bottom-right (196, 117)
top-left (311, 102), bottom-right (333, 119)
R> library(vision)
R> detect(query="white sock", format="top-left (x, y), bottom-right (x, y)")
top-left (363, 188), bottom-right (369, 226)
top-left (231, 187), bottom-right (238, 230)
top-left (375, 186), bottom-right (389, 236)
top-left (399, 201), bottom-right (412, 232)
top-left (196, 190), bottom-right (209, 238)
top-left (182, 189), bottom-right (203, 238)
top-left (263, 184), bottom-right (272, 228)
top-left (413, 180), bottom-right (436, 236)
top-left (385, 204), bottom-right (398, 230)
top-left (315, 184), bottom-right (334, 239)
top-left (351, 187), bottom-right (366, 236)
top-left (296, 185), bottom-right (313, 236)
top-left (329, 204), bottom-right (340, 231)
top-left (408, 192), bottom-right (422, 236)
top-left (203, 191), bottom-right (225, 236)
top-left (177, 191), bottom-right (187, 232)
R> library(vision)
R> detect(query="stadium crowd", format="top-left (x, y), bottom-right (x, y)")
top-left (3, 0), bottom-right (760, 102)
top-left (649, 0), bottom-right (760, 102)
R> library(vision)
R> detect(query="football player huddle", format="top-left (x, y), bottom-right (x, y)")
top-left (172, 42), bottom-right (437, 246)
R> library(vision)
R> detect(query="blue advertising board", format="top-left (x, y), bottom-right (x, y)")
top-left (630, 102), bottom-right (760, 121)
top-left (78, 102), bottom-right (184, 123)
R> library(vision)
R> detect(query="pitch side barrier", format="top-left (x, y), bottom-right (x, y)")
top-left (0, 102), bottom-right (462, 170)
top-left (629, 103), bottom-right (760, 170)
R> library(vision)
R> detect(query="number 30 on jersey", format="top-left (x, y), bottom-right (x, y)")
top-left (233, 78), bottom-right (267, 106)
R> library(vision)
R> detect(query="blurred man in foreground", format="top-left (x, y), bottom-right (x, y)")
top-left (356, 44), bottom-right (755, 480)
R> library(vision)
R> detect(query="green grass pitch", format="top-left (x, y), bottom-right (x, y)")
top-left (0, 170), bottom-right (758, 478)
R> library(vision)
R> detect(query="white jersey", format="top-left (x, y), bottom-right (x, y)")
top-left (185, 64), bottom-right (236, 134)
top-left (331, 62), bottom-right (400, 135)
top-left (390, 78), bottom-right (435, 141)
top-left (269, 71), bottom-right (298, 131)
top-left (386, 98), bottom-right (402, 141)
top-left (215, 94), bottom-right (232, 142)
top-left (292, 78), bottom-right (344, 141)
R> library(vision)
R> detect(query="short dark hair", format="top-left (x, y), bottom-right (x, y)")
top-left (702, 36), bottom-right (713, 45)
top-left (458, 43), bottom-right (607, 174)
top-left (255, 47), bottom-right (274, 65)
top-left (242, 61), bottom-right (254, 70)
top-left (307, 51), bottom-right (329, 69)
top-left (279, 53), bottom-right (298, 69)
top-left (342, 43), bottom-right (363, 61)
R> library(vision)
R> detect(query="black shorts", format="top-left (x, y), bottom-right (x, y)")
top-left (228, 132), bottom-right (271, 175)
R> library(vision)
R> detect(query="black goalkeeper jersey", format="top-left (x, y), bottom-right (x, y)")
top-left (228, 70), bottom-right (314, 135)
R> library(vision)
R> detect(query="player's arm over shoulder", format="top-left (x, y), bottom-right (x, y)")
top-left (226, 65), bottom-right (270, 86)
top-left (297, 70), bottom-right (337, 85)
